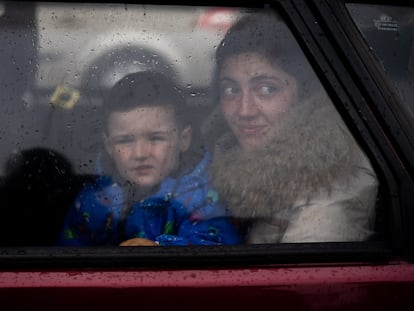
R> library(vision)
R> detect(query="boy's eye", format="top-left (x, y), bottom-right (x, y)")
top-left (111, 136), bottom-right (135, 145)
top-left (149, 135), bottom-right (167, 142)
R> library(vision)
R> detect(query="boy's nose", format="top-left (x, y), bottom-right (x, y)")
top-left (133, 140), bottom-right (150, 159)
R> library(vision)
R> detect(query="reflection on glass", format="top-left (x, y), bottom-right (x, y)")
top-left (0, 2), bottom-right (379, 247)
top-left (347, 3), bottom-right (414, 116)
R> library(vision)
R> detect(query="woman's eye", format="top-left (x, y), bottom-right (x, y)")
top-left (220, 85), bottom-right (239, 98)
top-left (257, 85), bottom-right (278, 96)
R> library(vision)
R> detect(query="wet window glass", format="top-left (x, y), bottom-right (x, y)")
top-left (0, 1), bottom-right (380, 247)
top-left (346, 3), bottom-right (414, 118)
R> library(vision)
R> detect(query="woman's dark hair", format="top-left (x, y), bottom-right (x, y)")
top-left (214, 11), bottom-right (315, 99)
top-left (102, 70), bottom-right (190, 132)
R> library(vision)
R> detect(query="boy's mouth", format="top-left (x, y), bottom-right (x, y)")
top-left (133, 165), bottom-right (154, 174)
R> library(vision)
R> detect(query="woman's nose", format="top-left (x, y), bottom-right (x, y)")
top-left (237, 91), bottom-right (258, 117)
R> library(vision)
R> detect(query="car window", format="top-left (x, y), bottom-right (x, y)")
top-left (0, 1), bottom-right (384, 251)
top-left (346, 3), bottom-right (414, 118)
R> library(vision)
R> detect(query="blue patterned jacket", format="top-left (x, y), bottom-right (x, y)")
top-left (57, 152), bottom-right (241, 246)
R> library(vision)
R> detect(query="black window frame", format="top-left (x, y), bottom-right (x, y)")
top-left (0, 0), bottom-right (412, 269)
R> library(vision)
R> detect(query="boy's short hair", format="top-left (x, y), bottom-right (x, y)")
top-left (102, 71), bottom-right (190, 132)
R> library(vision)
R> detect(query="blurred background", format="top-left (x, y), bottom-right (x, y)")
top-left (0, 1), bottom-right (243, 175)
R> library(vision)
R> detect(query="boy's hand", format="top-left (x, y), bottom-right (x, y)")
top-left (119, 237), bottom-right (158, 246)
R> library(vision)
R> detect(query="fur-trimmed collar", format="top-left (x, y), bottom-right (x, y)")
top-left (211, 91), bottom-right (362, 219)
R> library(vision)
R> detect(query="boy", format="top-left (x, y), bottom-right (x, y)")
top-left (58, 71), bottom-right (241, 246)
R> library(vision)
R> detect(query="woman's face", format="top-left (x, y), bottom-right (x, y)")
top-left (219, 52), bottom-right (299, 152)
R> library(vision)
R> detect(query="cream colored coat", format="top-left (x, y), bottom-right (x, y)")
top-left (247, 153), bottom-right (377, 243)
top-left (210, 91), bottom-right (378, 244)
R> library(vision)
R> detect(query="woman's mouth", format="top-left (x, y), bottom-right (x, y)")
top-left (236, 124), bottom-right (267, 136)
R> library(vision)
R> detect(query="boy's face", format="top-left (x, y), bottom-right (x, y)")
top-left (104, 105), bottom-right (191, 189)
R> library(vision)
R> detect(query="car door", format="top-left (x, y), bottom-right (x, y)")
top-left (0, 1), bottom-right (413, 310)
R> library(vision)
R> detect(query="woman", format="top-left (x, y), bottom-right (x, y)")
top-left (205, 11), bottom-right (378, 243)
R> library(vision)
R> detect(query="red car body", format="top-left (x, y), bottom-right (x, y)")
top-left (1, 261), bottom-right (414, 310)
